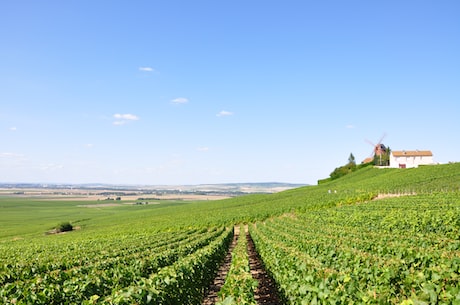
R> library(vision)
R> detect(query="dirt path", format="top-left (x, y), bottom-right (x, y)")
top-left (246, 225), bottom-right (282, 305)
top-left (202, 226), bottom-right (240, 305)
top-left (202, 225), bottom-right (281, 305)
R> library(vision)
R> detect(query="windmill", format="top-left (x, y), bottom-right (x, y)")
top-left (365, 133), bottom-right (388, 166)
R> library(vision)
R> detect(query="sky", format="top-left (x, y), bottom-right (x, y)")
top-left (1, 1), bottom-right (459, 185)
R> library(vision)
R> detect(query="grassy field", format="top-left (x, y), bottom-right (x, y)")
top-left (1, 162), bottom-right (459, 240)
top-left (0, 198), bottom-right (191, 240)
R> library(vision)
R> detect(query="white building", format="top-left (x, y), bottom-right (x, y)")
top-left (389, 150), bottom-right (434, 168)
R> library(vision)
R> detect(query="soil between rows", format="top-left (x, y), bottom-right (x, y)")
top-left (202, 226), bottom-right (281, 305)
top-left (247, 227), bottom-right (281, 305)
top-left (202, 226), bottom-right (240, 305)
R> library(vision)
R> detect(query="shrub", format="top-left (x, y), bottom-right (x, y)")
top-left (57, 222), bottom-right (73, 233)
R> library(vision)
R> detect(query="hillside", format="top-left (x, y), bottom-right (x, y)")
top-left (1, 163), bottom-right (458, 238)
top-left (0, 162), bottom-right (459, 304)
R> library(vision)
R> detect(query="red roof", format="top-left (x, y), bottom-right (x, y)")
top-left (362, 157), bottom-right (374, 164)
top-left (392, 150), bottom-right (433, 157)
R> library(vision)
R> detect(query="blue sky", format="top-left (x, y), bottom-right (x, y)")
top-left (1, 1), bottom-right (459, 185)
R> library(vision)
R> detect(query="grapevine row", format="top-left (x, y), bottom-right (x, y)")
top-left (249, 194), bottom-right (460, 304)
top-left (0, 227), bottom-right (231, 304)
top-left (217, 225), bottom-right (257, 305)
top-left (102, 227), bottom-right (233, 304)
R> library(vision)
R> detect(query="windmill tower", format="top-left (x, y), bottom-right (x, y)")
top-left (365, 133), bottom-right (388, 166)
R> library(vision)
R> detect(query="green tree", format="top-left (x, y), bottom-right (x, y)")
top-left (57, 222), bottom-right (73, 232)
top-left (330, 153), bottom-right (357, 180)
top-left (348, 153), bottom-right (356, 165)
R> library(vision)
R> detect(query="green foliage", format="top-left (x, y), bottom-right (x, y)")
top-left (0, 227), bottom-right (232, 304)
top-left (329, 152), bottom-right (359, 180)
top-left (348, 153), bottom-right (356, 165)
top-left (57, 221), bottom-right (73, 233)
top-left (329, 161), bottom-right (356, 180)
top-left (1, 163), bottom-right (458, 240)
top-left (104, 228), bottom-right (233, 305)
top-left (250, 192), bottom-right (460, 304)
top-left (0, 162), bottom-right (459, 304)
top-left (217, 225), bottom-right (257, 305)
top-left (317, 177), bottom-right (332, 184)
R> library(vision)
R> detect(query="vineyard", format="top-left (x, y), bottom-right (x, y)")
top-left (1, 162), bottom-right (459, 304)
top-left (250, 193), bottom-right (460, 304)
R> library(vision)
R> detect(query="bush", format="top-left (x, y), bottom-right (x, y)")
top-left (330, 162), bottom-right (356, 180)
top-left (57, 222), bottom-right (73, 233)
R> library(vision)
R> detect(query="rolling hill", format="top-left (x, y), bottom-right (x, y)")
top-left (0, 162), bottom-right (458, 304)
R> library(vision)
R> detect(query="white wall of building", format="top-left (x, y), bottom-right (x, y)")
top-left (390, 152), bottom-right (433, 168)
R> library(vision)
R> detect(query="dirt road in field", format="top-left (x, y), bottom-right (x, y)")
top-left (202, 225), bottom-right (281, 305)
top-left (202, 226), bottom-right (240, 305)
top-left (246, 225), bottom-right (281, 305)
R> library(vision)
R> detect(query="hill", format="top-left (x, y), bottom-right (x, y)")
top-left (0, 162), bottom-right (459, 304)
top-left (0, 163), bottom-right (458, 238)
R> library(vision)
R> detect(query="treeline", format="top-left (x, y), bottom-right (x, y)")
top-left (318, 153), bottom-right (372, 184)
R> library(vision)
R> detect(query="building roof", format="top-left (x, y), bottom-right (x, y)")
top-left (362, 157), bottom-right (374, 164)
top-left (392, 150), bottom-right (433, 157)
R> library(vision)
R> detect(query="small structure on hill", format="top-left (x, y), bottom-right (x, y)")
top-left (389, 150), bottom-right (434, 168)
top-left (362, 134), bottom-right (390, 166)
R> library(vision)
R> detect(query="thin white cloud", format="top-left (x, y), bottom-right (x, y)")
top-left (139, 67), bottom-right (154, 72)
top-left (217, 110), bottom-right (233, 117)
top-left (197, 147), bottom-right (209, 152)
top-left (39, 163), bottom-right (64, 171)
top-left (114, 113), bottom-right (139, 121)
top-left (9, 127), bottom-right (17, 131)
top-left (0, 152), bottom-right (24, 158)
top-left (112, 113), bottom-right (139, 125)
top-left (346, 124), bottom-right (355, 129)
top-left (171, 97), bottom-right (189, 104)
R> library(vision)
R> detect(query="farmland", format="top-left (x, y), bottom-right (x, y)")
top-left (1, 163), bottom-right (459, 304)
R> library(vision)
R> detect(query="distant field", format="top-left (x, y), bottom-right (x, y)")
top-left (0, 188), bottom-right (232, 201)
top-left (0, 196), bottom-right (194, 240)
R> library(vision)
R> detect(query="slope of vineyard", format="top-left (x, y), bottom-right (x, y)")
top-left (245, 163), bottom-right (460, 304)
top-left (250, 193), bottom-right (460, 304)
top-left (0, 162), bottom-right (459, 304)
top-left (0, 227), bottom-right (232, 304)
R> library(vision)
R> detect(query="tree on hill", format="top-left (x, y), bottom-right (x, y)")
top-left (348, 153), bottom-right (356, 165)
top-left (318, 152), bottom-right (373, 184)
top-left (329, 153), bottom-right (357, 180)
